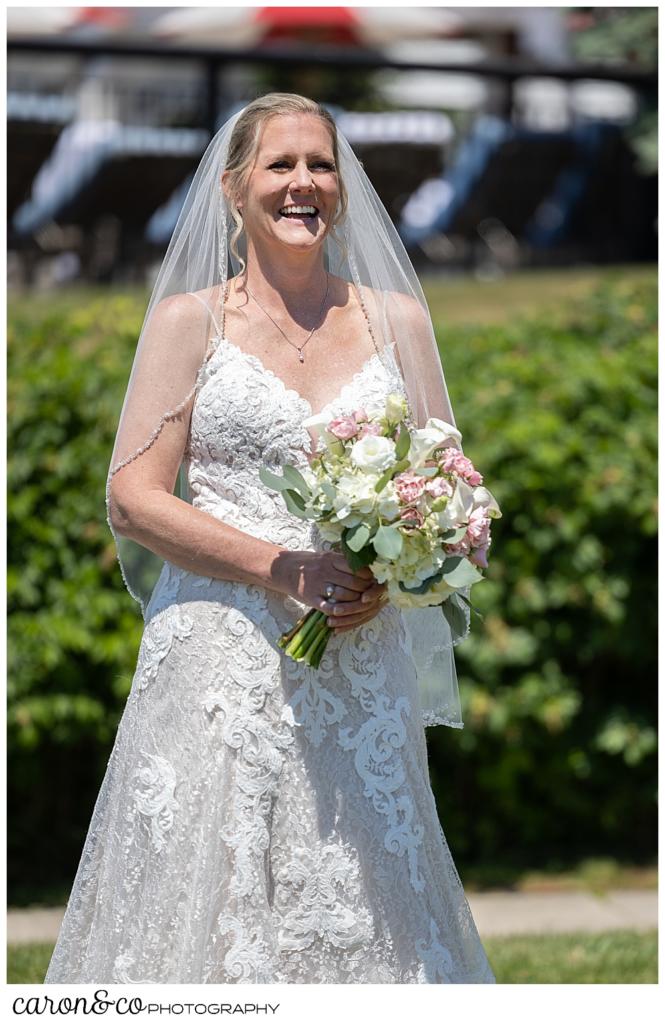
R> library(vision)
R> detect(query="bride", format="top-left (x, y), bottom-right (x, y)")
top-left (44, 92), bottom-right (496, 985)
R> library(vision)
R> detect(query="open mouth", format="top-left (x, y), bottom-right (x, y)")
top-left (278, 204), bottom-right (320, 221)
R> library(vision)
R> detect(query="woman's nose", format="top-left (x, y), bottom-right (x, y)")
top-left (290, 162), bottom-right (314, 190)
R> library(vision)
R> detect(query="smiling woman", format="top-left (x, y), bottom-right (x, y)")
top-left (44, 92), bottom-right (495, 985)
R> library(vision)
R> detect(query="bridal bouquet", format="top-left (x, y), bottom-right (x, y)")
top-left (259, 393), bottom-right (502, 669)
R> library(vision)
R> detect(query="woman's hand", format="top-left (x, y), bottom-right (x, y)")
top-left (274, 549), bottom-right (387, 633)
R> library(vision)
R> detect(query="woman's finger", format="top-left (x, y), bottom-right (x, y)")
top-left (326, 570), bottom-right (373, 594)
top-left (328, 609), bottom-right (383, 631)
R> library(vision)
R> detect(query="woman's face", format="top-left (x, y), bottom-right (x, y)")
top-left (230, 113), bottom-right (339, 256)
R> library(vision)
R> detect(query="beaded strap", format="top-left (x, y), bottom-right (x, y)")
top-left (109, 379), bottom-right (202, 477)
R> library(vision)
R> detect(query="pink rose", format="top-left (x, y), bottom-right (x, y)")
top-left (358, 421), bottom-right (382, 438)
top-left (425, 476), bottom-right (453, 499)
top-left (354, 407), bottom-right (369, 423)
top-left (329, 415), bottom-right (359, 440)
top-left (394, 470), bottom-right (427, 504)
top-left (400, 507), bottom-right (424, 529)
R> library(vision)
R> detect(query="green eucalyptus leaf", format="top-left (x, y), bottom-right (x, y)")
top-left (345, 521), bottom-right (371, 552)
top-left (258, 465), bottom-right (292, 492)
top-left (372, 525), bottom-right (403, 560)
top-left (282, 465), bottom-right (311, 499)
top-left (395, 425), bottom-right (411, 461)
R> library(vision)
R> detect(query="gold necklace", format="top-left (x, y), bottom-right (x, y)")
top-left (245, 272), bottom-right (330, 364)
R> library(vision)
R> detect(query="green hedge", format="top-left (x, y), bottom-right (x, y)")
top-left (7, 274), bottom-right (657, 899)
top-left (428, 273), bottom-right (657, 881)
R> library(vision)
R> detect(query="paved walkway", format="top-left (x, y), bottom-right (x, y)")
top-left (6, 889), bottom-right (658, 945)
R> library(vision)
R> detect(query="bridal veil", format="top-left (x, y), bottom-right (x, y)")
top-left (106, 95), bottom-right (471, 729)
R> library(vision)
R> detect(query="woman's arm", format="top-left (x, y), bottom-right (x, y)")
top-left (110, 468), bottom-right (292, 595)
top-left (107, 291), bottom-right (289, 590)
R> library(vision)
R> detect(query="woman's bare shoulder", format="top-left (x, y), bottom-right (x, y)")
top-left (144, 289), bottom-right (220, 368)
top-left (344, 280), bottom-right (428, 335)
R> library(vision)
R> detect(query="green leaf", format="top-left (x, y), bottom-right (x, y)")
top-left (341, 531), bottom-right (375, 570)
top-left (282, 488), bottom-right (316, 520)
top-left (345, 521), bottom-right (371, 552)
top-left (258, 465), bottom-right (292, 492)
top-left (374, 457), bottom-right (410, 493)
top-left (398, 570), bottom-right (445, 595)
top-left (441, 593), bottom-right (470, 636)
top-left (441, 526), bottom-right (469, 543)
top-left (395, 425), bottom-right (411, 461)
top-left (282, 464), bottom-right (311, 499)
top-left (372, 525), bottom-right (403, 560)
top-left (440, 556), bottom-right (484, 588)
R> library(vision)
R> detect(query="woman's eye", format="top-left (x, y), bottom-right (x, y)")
top-left (269, 161), bottom-right (335, 171)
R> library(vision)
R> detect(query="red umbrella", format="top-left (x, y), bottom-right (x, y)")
top-left (253, 6), bottom-right (361, 46)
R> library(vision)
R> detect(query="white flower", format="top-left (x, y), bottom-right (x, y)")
top-left (350, 434), bottom-right (396, 473)
top-left (384, 392), bottom-right (408, 423)
top-left (377, 480), bottom-right (400, 521)
top-left (472, 485), bottom-right (502, 518)
top-left (409, 418), bottom-right (463, 467)
top-left (333, 472), bottom-right (379, 517)
top-left (437, 477), bottom-right (475, 529)
top-left (302, 410), bottom-right (332, 433)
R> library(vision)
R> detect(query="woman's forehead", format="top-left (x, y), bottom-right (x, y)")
top-left (258, 114), bottom-right (334, 155)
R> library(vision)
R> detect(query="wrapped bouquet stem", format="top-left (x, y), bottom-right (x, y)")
top-left (260, 393), bottom-right (502, 668)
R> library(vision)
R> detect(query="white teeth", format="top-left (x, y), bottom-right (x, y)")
top-left (280, 205), bottom-right (317, 216)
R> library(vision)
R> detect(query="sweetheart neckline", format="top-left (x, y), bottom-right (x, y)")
top-left (210, 333), bottom-right (399, 468)
top-left (211, 334), bottom-right (398, 422)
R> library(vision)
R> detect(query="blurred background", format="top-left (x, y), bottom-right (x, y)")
top-left (7, 5), bottom-right (657, 984)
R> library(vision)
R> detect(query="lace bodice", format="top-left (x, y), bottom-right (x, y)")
top-left (185, 334), bottom-right (406, 549)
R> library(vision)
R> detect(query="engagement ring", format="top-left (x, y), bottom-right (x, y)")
top-left (324, 582), bottom-right (336, 600)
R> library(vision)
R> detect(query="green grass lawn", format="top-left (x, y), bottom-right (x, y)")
top-left (421, 264), bottom-right (655, 327)
top-left (7, 929), bottom-right (658, 984)
top-left (9, 264), bottom-right (655, 332)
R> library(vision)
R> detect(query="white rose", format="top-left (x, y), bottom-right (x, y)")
top-left (350, 434), bottom-right (396, 473)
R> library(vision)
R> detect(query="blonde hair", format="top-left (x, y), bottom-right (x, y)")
top-left (223, 93), bottom-right (348, 273)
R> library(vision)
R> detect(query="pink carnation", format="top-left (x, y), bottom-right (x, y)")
top-left (328, 415), bottom-right (359, 440)
top-left (467, 506), bottom-right (491, 547)
top-left (400, 507), bottom-right (425, 529)
top-left (394, 470), bottom-right (427, 503)
top-left (439, 448), bottom-right (483, 485)
top-left (358, 421), bottom-right (382, 438)
top-left (425, 476), bottom-right (453, 499)
top-left (445, 536), bottom-right (472, 556)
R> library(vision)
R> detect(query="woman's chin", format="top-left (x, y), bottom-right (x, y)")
top-left (273, 227), bottom-right (326, 252)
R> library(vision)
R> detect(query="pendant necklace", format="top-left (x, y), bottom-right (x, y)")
top-left (246, 272), bottom-right (330, 364)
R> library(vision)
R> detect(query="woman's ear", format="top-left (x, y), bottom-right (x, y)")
top-left (221, 171), bottom-right (242, 211)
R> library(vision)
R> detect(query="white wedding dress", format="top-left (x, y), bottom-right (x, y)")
top-left (44, 318), bottom-right (496, 985)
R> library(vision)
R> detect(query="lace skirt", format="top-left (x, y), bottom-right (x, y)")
top-left (44, 562), bottom-right (495, 984)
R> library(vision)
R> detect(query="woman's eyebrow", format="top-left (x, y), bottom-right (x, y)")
top-left (263, 151), bottom-right (334, 161)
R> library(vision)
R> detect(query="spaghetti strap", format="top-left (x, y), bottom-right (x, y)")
top-left (187, 292), bottom-right (223, 342)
